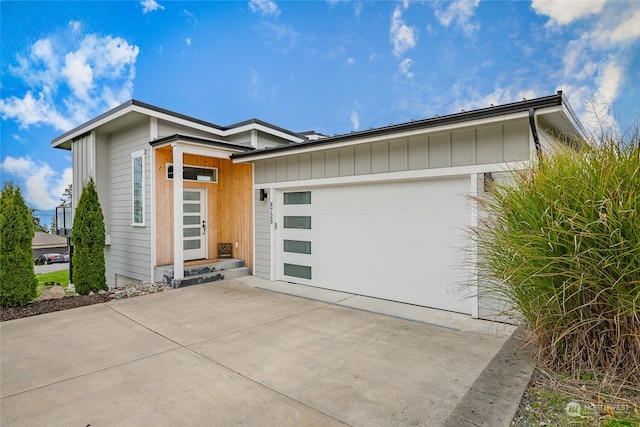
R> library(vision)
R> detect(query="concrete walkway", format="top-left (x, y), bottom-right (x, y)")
top-left (1, 277), bottom-right (533, 426)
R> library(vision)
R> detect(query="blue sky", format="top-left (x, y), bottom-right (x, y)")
top-left (1, 0), bottom-right (639, 227)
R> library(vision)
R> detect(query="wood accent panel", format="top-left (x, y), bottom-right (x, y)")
top-left (155, 147), bottom-right (253, 272)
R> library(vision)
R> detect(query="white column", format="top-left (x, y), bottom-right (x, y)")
top-left (173, 144), bottom-right (184, 280)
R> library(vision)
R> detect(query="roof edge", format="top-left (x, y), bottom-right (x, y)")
top-left (149, 134), bottom-right (255, 152)
top-left (51, 100), bottom-right (227, 147)
top-left (232, 92), bottom-right (566, 160)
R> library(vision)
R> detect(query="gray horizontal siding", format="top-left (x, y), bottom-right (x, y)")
top-left (254, 190), bottom-right (271, 279)
top-left (254, 120), bottom-right (530, 184)
top-left (105, 124), bottom-right (152, 286)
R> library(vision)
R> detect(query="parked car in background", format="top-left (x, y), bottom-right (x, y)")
top-left (63, 251), bottom-right (70, 262)
top-left (35, 253), bottom-right (65, 265)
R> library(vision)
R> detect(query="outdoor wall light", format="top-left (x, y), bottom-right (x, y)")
top-left (260, 188), bottom-right (268, 201)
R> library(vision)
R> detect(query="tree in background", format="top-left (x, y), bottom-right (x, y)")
top-left (29, 207), bottom-right (48, 233)
top-left (50, 183), bottom-right (72, 234)
top-left (71, 178), bottom-right (107, 295)
top-left (0, 182), bottom-right (38, 307)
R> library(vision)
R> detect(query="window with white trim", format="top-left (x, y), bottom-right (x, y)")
top-left (167, 164), bottom-right (218, 183)
top-left (132, 150), bottom-right (145, 226)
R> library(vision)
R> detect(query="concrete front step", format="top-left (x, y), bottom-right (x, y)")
top-left (170, 266), bottom-right (251, 289)
top-left (154, 259), bottom-right (249, 288)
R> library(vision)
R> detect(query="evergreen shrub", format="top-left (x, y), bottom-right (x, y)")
top-left (71, 178), bottom-right (107, 295)
top-left (0, 182), bottom-right (38, 307)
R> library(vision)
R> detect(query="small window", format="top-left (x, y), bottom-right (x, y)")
top-left (167, 164), bottom-right (218, 183)
top-left (284, 240), bottom-right (311, 254)
top-left (284, 216), bottom-right (311, 229)
top-left (284, 191), bottom-right (311, 204)
top-left (284, 263), bottom-right (312, 280)
top-left (132, 150), bottom-right (145, 226)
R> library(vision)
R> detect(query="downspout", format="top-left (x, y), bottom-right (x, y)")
top-left (528, 108), bottom-right (542, 161)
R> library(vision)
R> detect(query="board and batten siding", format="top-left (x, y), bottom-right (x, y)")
top-left (254, 120), bottom-right (530, 184)
top-left (254, 190), bottom-right (271, 279)
top-left (251, 119), bottom-right (531, 286)
top-left (105, 124), bottom-right (152, 286)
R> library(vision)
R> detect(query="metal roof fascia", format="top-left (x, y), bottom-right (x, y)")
top-left (51, 99), bottom-right (227, 148)
top-left (149, 134), bottom-right (255, 152)
top-left (222, 119), bottom-right (305, 142)
top-left (232, 93), bottom-right (565, 161)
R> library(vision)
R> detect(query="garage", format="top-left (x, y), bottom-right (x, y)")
top-left (236, 92), bottom-right (586, 319)
top-left (277, 176), bottom-right (473, 314)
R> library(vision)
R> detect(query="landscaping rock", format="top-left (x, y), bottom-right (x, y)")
top-left (113, 282), bottom-right (172, 299)
top-left (39, 285), bottom-right (66, 301)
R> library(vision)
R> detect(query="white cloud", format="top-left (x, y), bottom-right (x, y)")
top-left (609, 10), bottom-right (640, 43)
top-left (185, 38), bottom-right (192, 46)
top-left (250, 69), bottom-right (263, 101)
top-left (350, 110), bottom-right (359, 130)
top-left (390, 4), bottom-right (416, 57)
top-left (531, 0), bottom-right (605, 25)
top-left (0, 29), bottom-right (139, 131)
top-left (399, 58), bottom-right (414, 78)
top-left (249, 0), bottom-right (281, 18)
top-left (434, 0), bottom-right (480, 36)
top-left (547, 1), bottom-right (640, 133)
top-left (68, 20), bottom-right (81, 31)
top-left (140, 0), bottom-right (164, 13)
top-left (453, 86), bottom-right (539, 113)
top-left (345, 57), bottom-right (355, 66)
top-left (0, 156), bottom-right (72, 210)
top-left (182, 9), bottom-right (198, 27)
top-left (0, 91), bottom-right (73, 130)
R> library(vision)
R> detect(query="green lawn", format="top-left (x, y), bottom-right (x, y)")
top-left (35, 269), bottom-right (70, 298)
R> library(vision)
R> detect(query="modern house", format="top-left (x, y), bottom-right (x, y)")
top-left (52, 91), bottom-right (585, 319)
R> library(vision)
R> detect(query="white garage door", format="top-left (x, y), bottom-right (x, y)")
top-left (278, 177), bottom-right (473, 314)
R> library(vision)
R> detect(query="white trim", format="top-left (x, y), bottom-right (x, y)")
top-left (270, 188), bottom-right (278, 282)
top-left (251, 163), bottom-right (256, 275)
top-left (150, 116), bottom-right (158, 140)
top-left (131, 149), bottom-right (146, 227)
top-left (254, 161), bottom-right (529, 190)
top-left (53, 103), bottom-right (302, 149)
top-left (173, 146), bottom-right (185, 280)
top-left (224, 123), bottom-right (303, 143)
top-left (166, 140), bottom-right (238, 159)
top-left (150, 146), bottom-right (157, 280)
top-left (470, 173), bottom-right (479, 318)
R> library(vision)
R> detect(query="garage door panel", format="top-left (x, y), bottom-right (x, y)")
top-left (279, 177), bottom-right (473, 314)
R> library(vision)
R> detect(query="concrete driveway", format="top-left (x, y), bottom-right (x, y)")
top-left (1, 277), bottom-right (530, 426)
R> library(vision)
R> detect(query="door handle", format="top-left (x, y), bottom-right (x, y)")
top-left (202, 220), bottom-right (206, 235)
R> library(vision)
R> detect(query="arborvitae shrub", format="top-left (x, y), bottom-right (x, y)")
top-left (0, 182), bottom-right (38, 307)
top-left (71, 178), bottom-right (107, 295)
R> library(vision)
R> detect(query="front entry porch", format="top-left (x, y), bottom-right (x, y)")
top-left (152, 138), bottom-right (254, 283)
top-left (154, 258), bottom-right (250, 288)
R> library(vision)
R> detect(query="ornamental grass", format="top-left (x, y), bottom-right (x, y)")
top-left (474, 128), bottom-right (640, 386)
